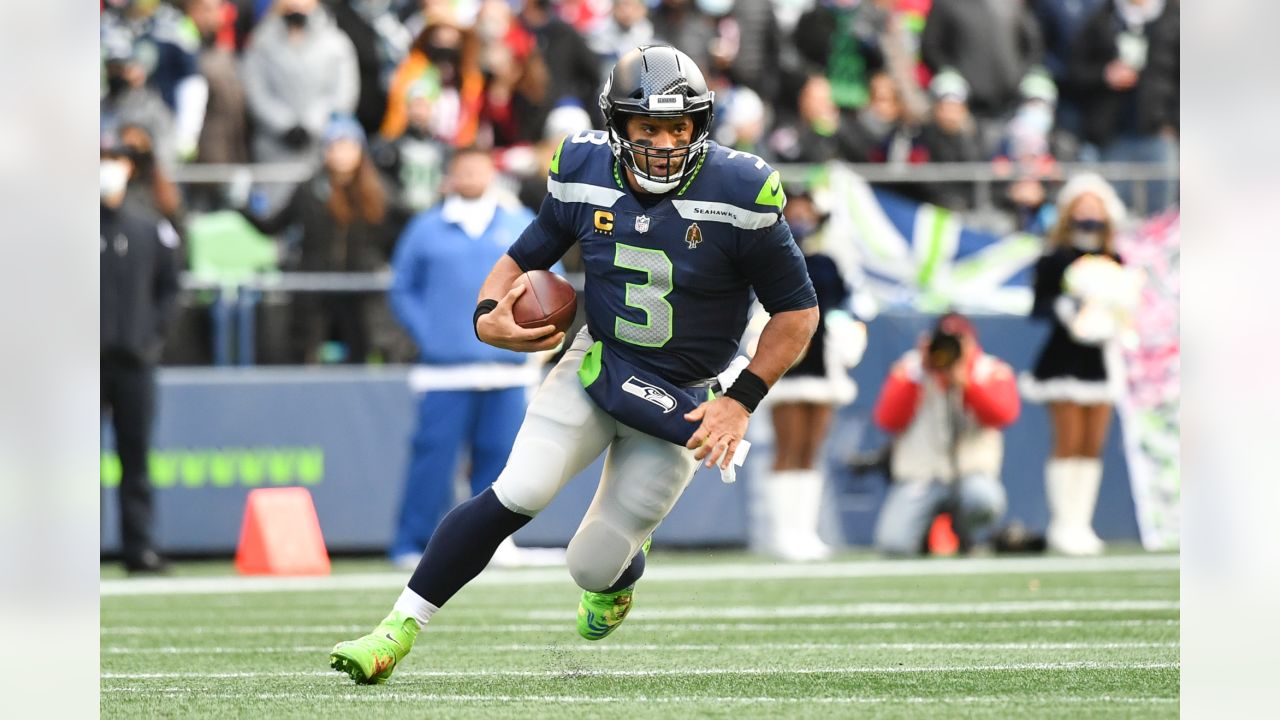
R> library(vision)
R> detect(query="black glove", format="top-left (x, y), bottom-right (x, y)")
top-left (282, 125), bottom-right (310, 149)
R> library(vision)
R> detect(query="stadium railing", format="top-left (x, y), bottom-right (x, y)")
top-left (169, 160), bottom-right (1179, 366)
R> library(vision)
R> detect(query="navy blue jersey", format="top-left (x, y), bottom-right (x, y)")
top-left (508, 131), bottom-right (817, 385)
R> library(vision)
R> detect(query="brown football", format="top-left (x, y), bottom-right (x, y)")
top-left (511, 270), bottom-right (577, 334)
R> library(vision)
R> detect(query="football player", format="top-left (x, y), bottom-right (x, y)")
top-left (330, 45), bottom-right (819, 684)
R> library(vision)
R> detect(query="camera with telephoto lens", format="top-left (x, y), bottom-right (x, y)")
top-left (925, 329), bottom-right (962, 371)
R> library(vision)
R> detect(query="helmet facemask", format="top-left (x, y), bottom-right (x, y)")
top-left (605, 107), bottom-right (712, 194)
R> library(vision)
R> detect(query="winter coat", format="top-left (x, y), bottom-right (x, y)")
top-left (242, 8), bottom-right (359, 164)
top-left (1068, 0), bottom-right (1179, 146)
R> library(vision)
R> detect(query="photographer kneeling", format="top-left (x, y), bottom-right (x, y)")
top-left (872, 314), bottom-right (1021, 555)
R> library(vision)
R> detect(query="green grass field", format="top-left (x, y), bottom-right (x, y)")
top-left (101, 551), bottom-right (1179, 719)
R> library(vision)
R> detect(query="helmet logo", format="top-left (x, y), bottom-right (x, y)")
top-left (685, 223), bottom-right (703, 250)
top-left (648, 94), bottom-right (686, 111)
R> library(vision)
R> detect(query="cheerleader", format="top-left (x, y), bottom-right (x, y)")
top-left (752, 189), bottom-right (866, 561)
top-left (1021, 174), bottom-right (1141, 555)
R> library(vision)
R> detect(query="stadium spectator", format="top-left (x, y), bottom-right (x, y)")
top-left (101, 29), bottom-right (178, 172)
top-left (1069, 0), bottom-right (1179, 213)
top-left (372, 76), bottom-right (452, 213)
top-left (865, 0), bottom-right (931, 126)
top-left (118, 124), bottom-right (187, 241)
top-left (993, 70), bottom-right (1063, 235)
top-left (515, 105), bottom-right (595, 213)
top-left (918, 70), bottom-right (982, 208)
top-left (386, 148), bottom-right (551, 569)
top-left (705, 0), bottom-right (782, 105)
top-left (713, 86), bottom-right (769, 157)
top-left (768, 74), bottom-right (870, 163)
top-left (242, 0), bottom-right (360, 180)
top-left (872, 312), bottom-right (1020, 555)
top-left (586, 0), bottom-right (656, 76)
top-left (184, 0), bottom-right (250, 166)
top-left (518, 0), bottom-right (601, 125)
top-left (1029, 0), bottom-right (1107, 140)
top-left (380, 18), bottom-right (486, 146)
top-left (102, 0), bottom-right (209, 162)
top-left (240, 116), bottom-right (405, 363)
top-left (792, 0), bottom-right (885, 113)
top-left (757, 189), bottom-right (865, 561)
top-left (651, 0), bottom-right (717, 72)
top-left (479, 20), bottom-right (552, 146)
top-left (100, 136), bottom-right (181, 574)
top-left (858, 71), bottom-right (924, 165)
top-left (921, 0), bottom-right (1044, 152)
top-left (329, 0), bottom-right (414, 136)
top-left (1020, 174), bottom-right (1134, 555)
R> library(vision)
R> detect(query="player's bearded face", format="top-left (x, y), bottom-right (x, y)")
top-left (624, 115), bottom-right (695, 181)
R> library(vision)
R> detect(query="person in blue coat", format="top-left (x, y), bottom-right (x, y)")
top-left (386, 147), bottom-right (541, 568)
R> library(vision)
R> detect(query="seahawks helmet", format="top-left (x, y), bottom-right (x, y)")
top-left (599, 45), bottom-right (715, 194)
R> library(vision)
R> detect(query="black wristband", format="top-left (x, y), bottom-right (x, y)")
top-left (473, 299), bottom-right (499, 340)
top-left (724, 368), bottom-right (768, 414)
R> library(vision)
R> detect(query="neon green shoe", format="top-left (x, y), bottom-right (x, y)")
top-left (329, 610), bottom-right (419, 684)
top-left (577, 537), bottom-right (651, 641)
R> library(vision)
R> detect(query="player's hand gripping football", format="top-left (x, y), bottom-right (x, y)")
top-left (476, 283), bottom-right (566, 353)
top-left (685, 397), bottom-right (750, 470)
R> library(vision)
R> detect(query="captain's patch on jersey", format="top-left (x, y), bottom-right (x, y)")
top-left (684, 222), bottom-right (703, 250)
top-left (594, 209), bottom-right (615, 235)
top-left (621, 376), bottom-right (677, 413)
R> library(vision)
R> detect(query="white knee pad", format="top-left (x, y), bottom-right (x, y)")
top-left (566, 520), bottom-right (634, 592)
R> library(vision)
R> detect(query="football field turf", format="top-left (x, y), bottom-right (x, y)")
top-left (101, 551), bottom-right (1179, 719)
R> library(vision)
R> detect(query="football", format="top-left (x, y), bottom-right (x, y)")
top-left (511, 270), bottom-right (577, 334)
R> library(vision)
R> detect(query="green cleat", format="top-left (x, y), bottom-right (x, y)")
top-left (329, 610), bottom-right (419, 684)
top-left (577, 537), bottom-right (651, 641)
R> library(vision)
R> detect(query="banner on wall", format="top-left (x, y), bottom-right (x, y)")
top-left (1115, 211), bottom-right (1181, 550)
top-left (811, 162), bottom-right (1044, 315)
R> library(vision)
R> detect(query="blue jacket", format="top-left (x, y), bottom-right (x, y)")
top-left (390, 202), bottom-right (535, 365)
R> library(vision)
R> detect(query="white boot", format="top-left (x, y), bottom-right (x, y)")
top-left (1047, 457), bottom-right (1105, 556)
top-left (790, 469), bottom-right (835, 561)
top-left (761, 470), bottom-right (832, 562)
top-left (1068, 457), bottom-right (1106, 555)
top-left (1044, 458), bottom-right (1076, 554)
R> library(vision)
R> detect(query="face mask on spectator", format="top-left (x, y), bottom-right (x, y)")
top-left (426, 45), bottom-right (461, 72)
top-left (1070, 219), bottom-right (1106, 251)
top-left (283, 11), bottom-right (309, 29)
top-left (696, 0), bottom-right (734, 15)
top-left (100, 160), bottom-right (131, 200)
top-left (106, 73), bottom-right (130, 96)
top-left (789, 220), bottom-right (816, 242)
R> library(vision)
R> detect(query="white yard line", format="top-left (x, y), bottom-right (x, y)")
top-left (100, 641), bottom-right (1179, 654)
top-left (100, 554), bottom-right (1178, 597)
top-left (97, 688), bottom-right (1178, 706)
top-left (518, 599), bottom-right (1178, 620)
top-left (100, 660), bottom-right (1179, 680)
top-left (100, 618), bottom-right (1180, 635)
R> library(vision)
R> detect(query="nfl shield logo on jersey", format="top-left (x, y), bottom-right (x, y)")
top-left (685, 223), bottom-right (703, 250)
top-left (635, 215), bottom-right (651, 234)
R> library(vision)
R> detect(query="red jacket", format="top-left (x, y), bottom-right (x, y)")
top-left (874, 349), bottom-right (1021, 433)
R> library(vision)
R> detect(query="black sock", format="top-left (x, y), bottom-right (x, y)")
top-left (602, 546), bottom-right (646, 593)
top-left (407, 488), bottom-right (532, 607)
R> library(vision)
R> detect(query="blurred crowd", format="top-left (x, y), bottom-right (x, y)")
top-left (99, 0), bottom-right (1179, 364)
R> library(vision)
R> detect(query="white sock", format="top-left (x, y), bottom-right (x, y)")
top-left (392, 587), bottom-right (440, 628)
